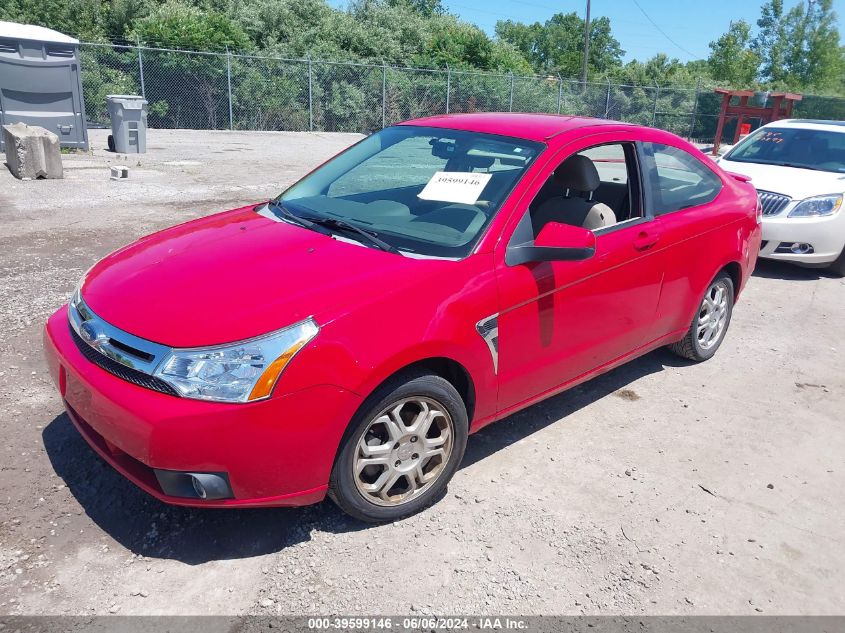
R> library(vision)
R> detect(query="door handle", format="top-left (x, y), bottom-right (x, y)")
top-left (633, 231), bottom-right (659, 251)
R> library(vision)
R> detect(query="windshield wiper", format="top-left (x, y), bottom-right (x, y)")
top-left (307, 216), bottom-right (401, 254)
top-left (267, 200), bottom-right (400, 254)
top-left (266, 200), bottom-right (331, 235)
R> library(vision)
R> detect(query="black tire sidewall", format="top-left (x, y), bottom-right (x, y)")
top-left (691, 273), bottom-right (734, 360)
top-left (330, 372), bottom-right (468, 523)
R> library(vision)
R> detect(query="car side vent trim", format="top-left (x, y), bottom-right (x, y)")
top-left (475, 314), bottom-right (499, 374)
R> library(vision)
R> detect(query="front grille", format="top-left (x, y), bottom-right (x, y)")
top-left (70, 325), bottom-right (180, 397)
top-left (758, 190), bottom-right (792, 216)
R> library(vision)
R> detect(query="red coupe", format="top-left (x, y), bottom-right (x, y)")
top-left (43, 113), bottom-right (762, 522)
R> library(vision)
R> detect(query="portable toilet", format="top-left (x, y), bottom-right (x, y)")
top-left (0, 21), bottom-right (89, 151)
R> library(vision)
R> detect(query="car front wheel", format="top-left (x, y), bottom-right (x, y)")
top-left (669, 272), bottom-right (734, 362)
top-left (329, 371), bottom-right (468, 523)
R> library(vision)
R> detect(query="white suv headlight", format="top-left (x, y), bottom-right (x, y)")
top-left (788, 194), bottom-right (843, 218)
top-left (153, 319), bottom-right (319, 403)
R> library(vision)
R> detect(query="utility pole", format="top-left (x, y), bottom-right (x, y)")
top-left (580, 0), bottom-right (591, 85)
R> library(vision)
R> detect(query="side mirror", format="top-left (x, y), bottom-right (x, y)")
top-left (505, 222), bottom-right (596, 266)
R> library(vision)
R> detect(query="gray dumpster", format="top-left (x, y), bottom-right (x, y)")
top-left (0, 21), bottom-right (89, 151)
top-left (106, 95), bottom-right (148, 153)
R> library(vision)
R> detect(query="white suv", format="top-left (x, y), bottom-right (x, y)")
top-left (718, 119), bottom-right (845, 276)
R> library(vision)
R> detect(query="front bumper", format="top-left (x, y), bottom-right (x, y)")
top-left (43, 305), bottom-right (362, 508)
top-left (760, 212), bottom-right (845, 265)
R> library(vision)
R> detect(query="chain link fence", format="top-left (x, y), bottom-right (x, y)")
top-left (79, 42), bottom-right (845, 143)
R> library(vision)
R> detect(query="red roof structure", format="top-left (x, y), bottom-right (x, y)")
top-left (712, 88), bottom-right (802, 154)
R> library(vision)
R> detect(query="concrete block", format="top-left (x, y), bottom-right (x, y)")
top-left (2, 123), bottom-right (63, 180)
top-left (110, 165), bottom-right (129, 180)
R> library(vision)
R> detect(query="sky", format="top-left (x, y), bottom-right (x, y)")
top-left (333, 0), bottom-right (845, 63)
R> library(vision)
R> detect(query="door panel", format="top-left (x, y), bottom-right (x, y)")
top-left (495, 220), bottom-right (663, 411)
top-left (636, 141), bottom-right (743, 341)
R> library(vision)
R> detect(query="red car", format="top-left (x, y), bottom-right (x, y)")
top-left (43, 113), bottom-right (762, 522)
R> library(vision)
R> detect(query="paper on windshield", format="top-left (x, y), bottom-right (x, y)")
top-left (417, 171), bottom-right (492, 205)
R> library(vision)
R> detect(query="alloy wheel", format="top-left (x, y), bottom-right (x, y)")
top-left (353, 397), bottom-right (454, 506)
top-left (697, 279), bottom-right (730, 350)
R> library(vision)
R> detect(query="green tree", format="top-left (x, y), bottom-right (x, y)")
top-left (612, 54), bottom-right (708, 86)
top-left (753, 0), bottom-right (843, 91)
top-left (707, 20), bottom-right (760, 86)
top-left (496, 13), bottom-right (624, 78)
top-left (129, 2), bottom-right (252, 128)
top-left (130, 1), bottom-right (251, 52)
top-left (237, 0), bottom-right (415, 63)
top-left (0, 0), bottom-right (108, 41)
top-left (105, 0), bottom-right (154, 41)
top-left (416, 17), bottom-right (532, 72)
top-left (753, 0), bottom-right (789, 85)
top-left (798, 0), bottom-right (842, 91)
top-left (385, 0), bottom-right (446, 18)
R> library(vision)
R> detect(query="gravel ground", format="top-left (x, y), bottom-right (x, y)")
top-left (0, 129), bottom-right (843, 617)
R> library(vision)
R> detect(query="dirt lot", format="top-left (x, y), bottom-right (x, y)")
top-left (0, 129), bottom-right (843, 617)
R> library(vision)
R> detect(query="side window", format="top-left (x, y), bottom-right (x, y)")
top-left (579, 144), bottom-right (628, 186)
top-left (643, 143), bottom-right (722, 215)
top-left (514, 142), bottom-right (641, 244)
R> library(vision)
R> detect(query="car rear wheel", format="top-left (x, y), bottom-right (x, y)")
top-left (668, 272), bottom-right (734, 362)
top-left (329, 371), bottom-right (468, 523)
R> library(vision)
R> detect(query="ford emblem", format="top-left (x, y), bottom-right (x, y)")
top-left (79, 321), bottom-right (104, 346)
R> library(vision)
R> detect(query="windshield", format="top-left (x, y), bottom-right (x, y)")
top-left (276, 125), bottom-right (543, 258)
top-left (724, 126), bottom-right (845, 173)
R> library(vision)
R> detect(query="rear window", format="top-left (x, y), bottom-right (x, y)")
top-left (642, 143), bottom-right (723, 215)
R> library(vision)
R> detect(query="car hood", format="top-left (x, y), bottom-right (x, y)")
top-left (81, 205), bottom-right (425, 347)
top-left (719, 158), bottom-right (845, 200)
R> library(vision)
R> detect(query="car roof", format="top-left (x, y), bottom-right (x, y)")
top-left (397, 112), bottom-right (630, 142)
top-left (763, 119), bottom-right (845, 132)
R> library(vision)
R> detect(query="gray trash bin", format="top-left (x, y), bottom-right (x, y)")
top-left (106, 95), bottom-right (147, 153)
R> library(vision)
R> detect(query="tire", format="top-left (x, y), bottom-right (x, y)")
top-left (329, 371), bottom-right (468, 523)
top-left (107, 134), bottom-right (115, 152)
top-left (669, 272), bottom-right (735, 362)
top-left (827, 248), bottom-right (845, 278)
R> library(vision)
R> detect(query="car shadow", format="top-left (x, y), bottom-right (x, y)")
top-left (42, 414), bottom-right (366, 564)
top-left (752, 258), bottom-right (835, 281)
top-left (43, 347), bottom-right (688, 565)
top-left (462, 347), bottom-right (687, 468)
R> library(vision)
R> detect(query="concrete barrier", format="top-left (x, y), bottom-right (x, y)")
top-left (2, 123), bottom-right (63, 180)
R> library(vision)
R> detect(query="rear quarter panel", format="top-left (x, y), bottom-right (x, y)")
top-left (649, 164), bottom-right (760, 338)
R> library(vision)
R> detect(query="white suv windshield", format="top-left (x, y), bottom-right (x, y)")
top-left (725, 126), bottom-right (845, 173)
top-left (276, 125), bottom-right (543, 258)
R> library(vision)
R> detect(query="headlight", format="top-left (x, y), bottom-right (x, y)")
top-left (153, 319), bottom-right (319, 403)
top-left (788, 194), bottom-right (843, 218)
